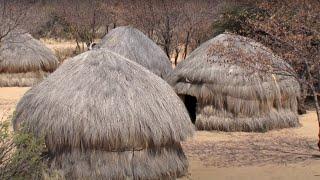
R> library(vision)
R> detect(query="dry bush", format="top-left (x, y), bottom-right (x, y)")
top-left (54, 48), bottom-right (77, 63)
top-left (0, 113), bottom-right (47, 180)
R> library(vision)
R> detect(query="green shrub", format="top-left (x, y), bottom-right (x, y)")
top-left (0, 114), bottom-right (47, 180)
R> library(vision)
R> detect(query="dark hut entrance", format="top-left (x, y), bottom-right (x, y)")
top-left (182, 95), bottom-right (197, 124)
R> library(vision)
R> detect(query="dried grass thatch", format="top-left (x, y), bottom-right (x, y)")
top-left (0, 71), bottom-right (49, 87)
top-left (13, 49), bottom-right (194, 179)
top-left (167, 33), bottom-right (300, 132)
top-left (96, 26), bottom-right (172, 78)
top-left (0, 32), bottom-right (59, 87)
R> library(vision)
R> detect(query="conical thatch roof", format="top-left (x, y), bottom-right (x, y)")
top-left (96, 26), bottom-right (172, 78)
top-left (0, 32), bottom-right (59, 86)
top-left (13, 49), bottom-right (194, 179)
top-left (167, 33), bottom-right (300, 132)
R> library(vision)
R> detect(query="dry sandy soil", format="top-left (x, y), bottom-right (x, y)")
top-left (1, 87), bottom-right (320, 180)
top-left (0, 87), bottom-right (30, 125)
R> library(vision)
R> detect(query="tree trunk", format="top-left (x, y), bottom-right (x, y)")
top-left (305, 61), bottom-right (320, 151)
top-left (197, 39), bottom-right (201, 47)
top-left (318, 71), bottom-right (320, 92)
top-left (298, 74), bottom-right (308, 114)
top-left (183, 31), bottom-right (190, 60)
top-left (164, 46), bottom-right (170, 59)
top-left (75, 39), bottom-right (80, 52)
top-left (174, 48), bottom-right (179, 66)
top-left (105, 24), bottom-right (109, 35)
top-left (310, 86), bottom-right (320, 150)
top-left (163, 16), bottom-right (171, 59)
top-left (91, 9), bottom-right (97, 43)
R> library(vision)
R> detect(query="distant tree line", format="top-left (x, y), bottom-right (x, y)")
top-left (28, 0), bottom-right (223, 60)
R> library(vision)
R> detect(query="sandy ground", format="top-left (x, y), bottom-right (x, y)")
top-left (181, 111), bottom-right (320, 180)
top-left (1, 87), bottom-right (320, 180)
top-left (0, 87), bottom-right (30, 123)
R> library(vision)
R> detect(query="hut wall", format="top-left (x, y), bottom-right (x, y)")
top-left (49, 144), bottom-right (187, 179)
top-left (173, 75), bottom-right (300, 131)
top-left (191, 82), bottom-right (300, 131)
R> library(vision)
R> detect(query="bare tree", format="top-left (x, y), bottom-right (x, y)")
top-left (54, 0), bottom-right (113, 52)
top-left (179, 0), bottom-right (218, 60)
top-left (121, 0), bottom-right (222, 65)
top-left (0, 1), bottom-right (33, 50)
top-left (120, 0), bottom-right (160, 38)
top-left (216, 0), bottom-right (320, 150)
top-left (247, 0), bottom-right (320, 150)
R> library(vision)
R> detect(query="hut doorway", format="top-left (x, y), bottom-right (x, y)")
top-left (183, 95), bottom-right (197, 124)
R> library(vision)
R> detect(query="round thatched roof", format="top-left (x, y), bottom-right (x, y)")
top-left (0, 32), bottom-right (58, 73)
top-left (167, 33), bottom-right (300, 132)
top-left (13, 49), bottom-right (193, 179)
top-left (96, 26), bottom-right (172, 78)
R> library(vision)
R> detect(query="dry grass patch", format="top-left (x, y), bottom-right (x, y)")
top-left (40, 38), bottom-right (81, 63)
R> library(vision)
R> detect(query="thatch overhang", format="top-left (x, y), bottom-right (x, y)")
top-left (13, 48), bottom-right (194, 179)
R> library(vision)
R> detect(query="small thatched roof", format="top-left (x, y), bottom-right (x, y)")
top-left (96, 26), bottom-right (172, 78)
top-left (167, 33), bottom-right (300, 132)
top-left (0, 32), bottom-right (59, 87)
top-left (0, 32), bottom-right (58, 73)
top-left (13, 49), bottom-right (193, 179)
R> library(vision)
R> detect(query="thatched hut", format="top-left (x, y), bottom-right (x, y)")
top-left (167, 33), bottom-right (300, 132)
top-left (13, 49), bottom-right (194, 179)
top-left (0, 32), bottom-right (59, 87)
top-left (96, 26), bottom-right (172, 78)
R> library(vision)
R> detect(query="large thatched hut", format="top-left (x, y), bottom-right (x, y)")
top-left (167, 33), bottom-right (300, 132)
top-left (0, 32), bottom-right (58, 87)
top-left (96, 26), bottom-right (172, 78)
top-left (13, 49), bottom-right (194, 179)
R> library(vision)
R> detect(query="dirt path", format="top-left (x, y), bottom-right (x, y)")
top-left (184, 160), bottom-right (320, 180)
top-left (0, 87), bottom-right (29, 123)
top-left (1, 87), bottom-right (319, 180)
top-left (181, 112), bottom-right (320, 179)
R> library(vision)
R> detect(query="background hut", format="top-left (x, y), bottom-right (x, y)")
top-left (0, 32), bottom-right (59, 87)
top-left (96, 26), bottom-right (172, 78)
top-left (13, 49), bottom-right (194, 179)
top-left (167, 33), bottom-right (300, 132)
